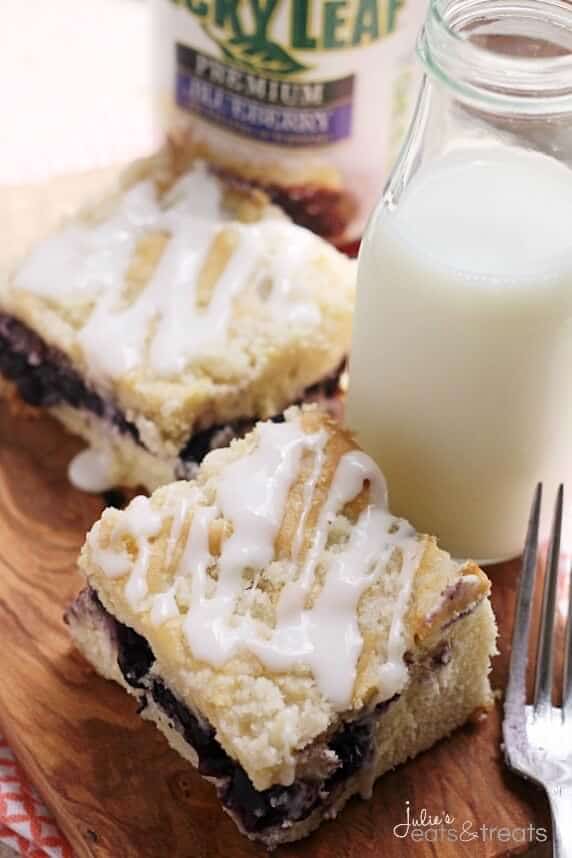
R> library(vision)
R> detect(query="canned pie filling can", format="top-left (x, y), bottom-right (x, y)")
top-left (151, 0), bottom-right (427, 243)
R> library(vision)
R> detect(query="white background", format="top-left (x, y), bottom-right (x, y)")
top-left (0, 0), bottom-right (157, 268)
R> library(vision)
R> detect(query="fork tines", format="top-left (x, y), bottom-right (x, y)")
top-left (505, 483), bottom-right (571, 725)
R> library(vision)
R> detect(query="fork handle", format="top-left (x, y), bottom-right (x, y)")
top-left (549, 789), bottom-right (572, 858)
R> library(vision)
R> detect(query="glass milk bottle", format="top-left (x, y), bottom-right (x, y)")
top-left (347, 0), bottom-right (572, 562)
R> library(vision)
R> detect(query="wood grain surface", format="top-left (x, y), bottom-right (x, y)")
top-left (0, 404), bottom-right (557, 858)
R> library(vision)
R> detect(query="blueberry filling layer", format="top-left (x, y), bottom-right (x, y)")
top-left (115, 622), bottom-right (155, 689)
top-left (0, 313), bottom-right (139, 439)
top-left (176, 362), bottom-right (345, 475)
top-left (81, 588), bottom-right (386, 834)
top-left (210, 166), bottom-right (357, 241)
top-left (0, 312), bottom-right (344, 476)
top-left (222, 709), bottom-right (379, 833)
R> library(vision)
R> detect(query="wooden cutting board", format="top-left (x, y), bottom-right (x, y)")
top-left (0, 403), bottom-right (555, 858)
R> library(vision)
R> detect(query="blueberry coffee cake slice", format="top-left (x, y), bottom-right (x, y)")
top-left (66, 407), bottom-right (497, 846)
top-left (0, 144), bottom-right (354, 492)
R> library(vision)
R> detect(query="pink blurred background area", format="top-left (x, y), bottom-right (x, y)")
top-left (0, 0), bottom-right (157, 272)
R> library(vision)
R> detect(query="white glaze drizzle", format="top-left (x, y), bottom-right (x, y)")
top-left (122, 498), bottom-right (164, 608)
top-left (262, 226), bottom-right (321, 327)
top-left (68, 447), bottom-right (115, 493)
top-left (180, 421), bottom-right (323, 666)
top-left (15, 163), bottom-right (322, 380)
top-left (14, 181), bottom-right (159, 300)
top-left (179, 420), bottom-right (419, 709)
top-left (164, 497), bottom-right (191, 568)
top-left (90, 420), bottom-right (421, 708)
top-left (150, 586), bottom-right (180, 626)
top-left (89, 495), bottom-right (163, 610)
top-left (290, 430), bottom-right (327, 562)
top-left (374, 531), bottom-right (421, 697)
top-left (89, 542), bottom-right (131, 579)
top-left (149, 496), bottom-right (193, 624)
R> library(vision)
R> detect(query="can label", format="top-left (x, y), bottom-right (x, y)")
top-left (153, 0), bottom-right (426, 241)
top-left (175, 43), bottom-right (355, 145)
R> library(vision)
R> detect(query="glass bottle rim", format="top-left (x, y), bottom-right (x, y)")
top-left (418, 0), bottom-right (572, 114)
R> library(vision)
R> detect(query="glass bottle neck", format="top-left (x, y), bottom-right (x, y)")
top-left (418, 0), bottom-right (572, 116)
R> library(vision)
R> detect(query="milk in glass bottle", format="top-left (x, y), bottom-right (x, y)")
top-left (347, 0), bottom-right (572, 561)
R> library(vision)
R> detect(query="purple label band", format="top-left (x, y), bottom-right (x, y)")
top-left (176, 71), bottom-right (353, 147)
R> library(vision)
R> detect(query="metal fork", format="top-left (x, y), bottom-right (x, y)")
top-left (504, 484), bottom-right (572, 858)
